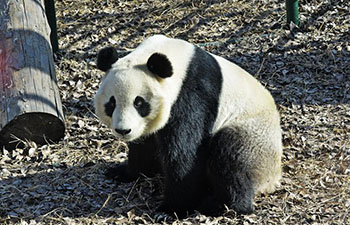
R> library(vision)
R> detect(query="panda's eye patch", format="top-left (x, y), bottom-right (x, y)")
top-left (104, 96), bottom-right (116, 117)
top-left (134, 96), bottom-right (150, 117)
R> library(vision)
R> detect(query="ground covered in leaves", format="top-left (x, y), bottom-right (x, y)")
top-left (1, 0), bottom-right (350, 224)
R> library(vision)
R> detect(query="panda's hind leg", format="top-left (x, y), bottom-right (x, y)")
top-left (201, 127), bottom-right (255, 215)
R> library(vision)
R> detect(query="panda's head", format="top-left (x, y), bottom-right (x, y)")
top-left (94, 45), bottom-right (174, 142)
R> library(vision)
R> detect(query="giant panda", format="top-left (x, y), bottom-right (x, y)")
top-left (94, 35), bottom-right (282, 216)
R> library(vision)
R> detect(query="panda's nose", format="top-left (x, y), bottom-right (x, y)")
top-left (115, 128), bottom-right (131, 135)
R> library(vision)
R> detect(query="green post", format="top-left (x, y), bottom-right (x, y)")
top-left (44, 0), bottom-right (59, 52)
top-left (286, 0), bottom-right (300, 26)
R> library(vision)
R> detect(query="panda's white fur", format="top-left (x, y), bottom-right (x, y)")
top-left (210, 55), bottom-right (282, 193)
top-left (94, 35), bottom-right (282, 215)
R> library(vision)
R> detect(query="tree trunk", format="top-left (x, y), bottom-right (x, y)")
top-left (0, 0), bottom-right (65, 149)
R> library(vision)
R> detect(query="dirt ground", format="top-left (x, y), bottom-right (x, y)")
top-left (1, 0), bottom-right (349, 224)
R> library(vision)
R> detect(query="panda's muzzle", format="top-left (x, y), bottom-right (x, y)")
top-left (115, 128), bottom-right (131, 136)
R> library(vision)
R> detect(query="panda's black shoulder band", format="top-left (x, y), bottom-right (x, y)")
top-left (147, 53), bottom-right (173, 78)
top-left (97, 47), bottom-right (119, 72)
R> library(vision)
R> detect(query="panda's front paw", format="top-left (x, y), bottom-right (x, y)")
top-left (156, 202), bottom-right (190, 219)
top-left (155, 203), bottom-right (177, 221)
top-left (157, 202), bottom-right (171, 214)
top-left (105, 162), bottom-right (136, 183)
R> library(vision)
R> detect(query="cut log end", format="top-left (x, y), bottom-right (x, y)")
top-left (0, 112), bottom-right (65, 149)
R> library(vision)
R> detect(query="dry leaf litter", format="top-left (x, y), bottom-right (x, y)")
top-left (1, 0), bottom-right (349, 224)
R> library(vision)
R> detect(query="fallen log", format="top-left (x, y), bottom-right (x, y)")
top-left (0, 0), bottom-right (65, 149)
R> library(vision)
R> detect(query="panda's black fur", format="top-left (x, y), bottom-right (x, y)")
top-left (97, 47), bottom-right (119, 72)
top-left (95, 35), bottom-right (282, 217)
top-left (155, 47), bottom-right (225, 215)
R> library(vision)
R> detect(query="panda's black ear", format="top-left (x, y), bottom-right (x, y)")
top-left (97, 47), bottom-right (119, 72)
top-left (147, 53), bottom-right (173, 78)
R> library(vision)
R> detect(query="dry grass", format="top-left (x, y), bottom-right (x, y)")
top-left (1, 0), bottom-right (350, 224)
